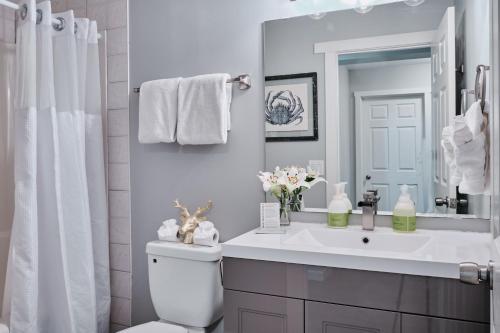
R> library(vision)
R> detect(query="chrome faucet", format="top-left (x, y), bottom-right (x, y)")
top-left (357, 190), bottom-right (380, 231)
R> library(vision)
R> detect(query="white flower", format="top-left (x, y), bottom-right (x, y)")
top-left (258, 165), bottom-right (326, 199)
top-left (257, 171), bottom-right (276, 192)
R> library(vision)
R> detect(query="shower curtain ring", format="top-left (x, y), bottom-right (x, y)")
top-left (53, 17), bottom-right (65, 31)
top-left (36, 9), bottom-right (42, 24)
top-left (20, 4), bottom-right (28, 20)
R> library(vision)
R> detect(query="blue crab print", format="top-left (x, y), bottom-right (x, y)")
top-left (265, 90), bottom-right (304, 126)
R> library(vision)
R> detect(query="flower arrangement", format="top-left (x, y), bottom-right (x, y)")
top-left (258, 166), bottom-right (326, 223)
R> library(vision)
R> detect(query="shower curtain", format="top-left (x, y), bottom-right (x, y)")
top-left (1, 1), bottom-right (110, 332)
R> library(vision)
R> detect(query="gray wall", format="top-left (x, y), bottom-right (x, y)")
top-left (129, 0), bottom-right (453, 326)
top-left (264, 0), bottom-right (451, 208)
top-left (129, 0), bottom-right (304, 325)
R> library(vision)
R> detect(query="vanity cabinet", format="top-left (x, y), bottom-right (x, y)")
top-left (224, 289), bottom-right (304, 333)
top-left (306, 301), bottom-right (401, 333)
top-left (401, 314), bottom-right (489, 333)
top-left (223, 258), bottom-right (490, 333)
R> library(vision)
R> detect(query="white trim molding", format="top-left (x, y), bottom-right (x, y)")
top-left (314, 31), bottom-right (434, 203)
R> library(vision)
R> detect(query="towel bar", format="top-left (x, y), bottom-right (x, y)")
top-left (133, 74), bottom-right (251, 93)
top-left (460, 64), bottom-right (490, 114)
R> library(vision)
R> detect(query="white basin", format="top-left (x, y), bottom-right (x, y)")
top-left (283, 228), bottom-right (431, 253)
top-left (222, 222), bottom-right (492, 279)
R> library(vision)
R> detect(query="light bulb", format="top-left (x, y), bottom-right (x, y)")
top-left (404, 0), bottom-right (425, 7)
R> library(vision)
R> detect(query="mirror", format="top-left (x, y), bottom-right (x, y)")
top-left (263, 0), bottom-right (491, 218)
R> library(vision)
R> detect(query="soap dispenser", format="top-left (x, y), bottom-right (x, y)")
top-left (340, 182), bottom-right (353, 214)
top-left (392, 184), bottom-right (416, 232)
top-left (328, 183), bottom-right (349, 228)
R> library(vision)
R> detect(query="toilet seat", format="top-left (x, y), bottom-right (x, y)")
top-left (118, 321), bottom-right (204, 333)
top-left (0, 321), bottom-right (8, 333)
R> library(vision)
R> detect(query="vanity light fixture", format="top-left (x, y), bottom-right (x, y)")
top-left (404, 0), bottom-right (425, 6)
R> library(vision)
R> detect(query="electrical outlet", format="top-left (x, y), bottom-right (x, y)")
top-left (308, 160), bottom-right (325, 175)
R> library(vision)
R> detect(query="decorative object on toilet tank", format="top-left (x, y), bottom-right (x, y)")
top-left (258, 166), bottom-right (325, 225)
top-left (173, 199), bottom-right (213, 244)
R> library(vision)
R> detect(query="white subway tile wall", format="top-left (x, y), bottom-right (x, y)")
top-left (111, 297), bottom-right (132, 326)
top-left (58, 0), bottom-right (131, 328)
top-left (1, 7), bottom-right (15, 44)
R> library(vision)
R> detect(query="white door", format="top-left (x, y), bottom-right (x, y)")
top-left (431, 7), bottom-right (456, 213)
top-left (356, 94), bottom-right (424, 212)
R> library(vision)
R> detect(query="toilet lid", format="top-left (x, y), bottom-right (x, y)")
top-left (0, 322), bottom-right (8, 333)
top-left (118, 321), bottom-right (188, 333)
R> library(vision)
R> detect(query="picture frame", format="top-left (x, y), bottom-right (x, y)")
top-left (264, 72), bottom-right (318, 142)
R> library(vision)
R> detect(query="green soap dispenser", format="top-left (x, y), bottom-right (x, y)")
top-left (328, 183), bottom-right (349, 228)
top-left (392, 184), bottom-right (416, 232)
top-left (340, 182), bottom-right (352, 214)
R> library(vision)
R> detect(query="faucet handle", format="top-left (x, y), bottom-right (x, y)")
top-left (362, 190), bottom-right (379, 202)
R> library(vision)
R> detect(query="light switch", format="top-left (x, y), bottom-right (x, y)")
top-left (308, 160), bottom-right (325, 176)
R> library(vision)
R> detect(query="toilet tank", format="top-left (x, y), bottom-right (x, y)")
top-left (146, 241), bottom-right (223, 328)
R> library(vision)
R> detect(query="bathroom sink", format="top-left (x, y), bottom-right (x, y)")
top-left (222, 222), bottom-right (491, 279)
top-left (283, 228), bottom-right (431, 253)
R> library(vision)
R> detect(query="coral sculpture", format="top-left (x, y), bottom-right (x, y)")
top-left (173, 199), bottom-right (213, 244)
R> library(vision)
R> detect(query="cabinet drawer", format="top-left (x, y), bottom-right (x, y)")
top-left (306, 301), bottom-right (401, 333)
top-left (224, 290), bottom-right (304, 333)
top-left (402, 314), bottom-right (489, 333)
top-left (223, 258), bottom-right (489, 322)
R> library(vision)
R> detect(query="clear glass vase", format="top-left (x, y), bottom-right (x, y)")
top-left (279, 197), bottom-right (291, 226)
top-left (289, 194), bottom-right (302, 212)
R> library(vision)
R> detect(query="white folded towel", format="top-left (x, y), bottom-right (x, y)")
top-left (138, 78), bottom-right (181, 143)
top-left (464, 101), bottom-right (484, 137)
top-left (441, 100), bottom-right (488, 195)
top-left (456, 133), bottom-right (486, 195)
top-left (193, 221), bottom-right (220, 247)
top-left (157, 219), bottom-right (180, 242)
top-left (177, 74), bottom-right (232, 145)
top-left (441, 126), bottom-right (462, 185)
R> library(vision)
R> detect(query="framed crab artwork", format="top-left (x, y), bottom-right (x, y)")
top-left (264, 72), bottom-right (318, 142)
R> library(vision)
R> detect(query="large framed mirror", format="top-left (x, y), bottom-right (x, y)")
top-left (263, 0), bottom-right (491, 219)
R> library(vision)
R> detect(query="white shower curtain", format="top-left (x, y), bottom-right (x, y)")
top-left (2, 1), bottom-right (110, 332)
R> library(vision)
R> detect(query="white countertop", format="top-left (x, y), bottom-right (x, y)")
top-left (222, 222), bottom-right (492, 279)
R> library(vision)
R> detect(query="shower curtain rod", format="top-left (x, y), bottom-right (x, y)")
top-left (0, 0), bottom-right (102, 39)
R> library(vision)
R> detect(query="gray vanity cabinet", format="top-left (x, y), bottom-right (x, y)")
top-left (401, 314), bottom-right (490, 333)
top-left (306, 301), bottom-right (401, 333)
top-left (224, 289), bottom-right (304, 333)
top-left (223, 258), bottom-right (490, 333)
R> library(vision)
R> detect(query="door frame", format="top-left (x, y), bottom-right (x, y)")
top-left (354, 88), bottom-right (431, 212)
top-left (490, 0), bottom-right (500, 237)
top-left (314, 30), bottom-right (434, 202)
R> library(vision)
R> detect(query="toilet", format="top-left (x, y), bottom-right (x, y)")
top-left (120, 241), bottom-right (223, 332)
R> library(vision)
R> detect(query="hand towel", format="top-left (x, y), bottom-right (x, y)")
top-left (441, 126), bottom-right (461, 185)
top-left (193, 221), bottom-right (220, 247)
top-left (456, 133), bottom-right (487, 195)
top-left (157, 219), bottom-right (180, 242)
top-left (464, 100), bottom-right (484, 137)
top-left (177, 74), bottom-right (232, 145)
top-left (138, 78), bottom-right (181, 143)
top-left (441, 100), bottom-right (488, 195)
top-left (451, 116), bottom-right (473, 146)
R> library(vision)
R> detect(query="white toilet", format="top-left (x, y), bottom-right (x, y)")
top-left (120, 241), bottom-right (223, 333)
